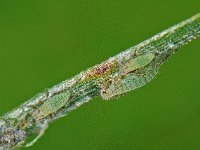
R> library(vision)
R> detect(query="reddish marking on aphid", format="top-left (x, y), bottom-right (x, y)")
top-left (94, 64), bottom-right (110, 75)
top-left (82, 60), bottom-right (117, 81)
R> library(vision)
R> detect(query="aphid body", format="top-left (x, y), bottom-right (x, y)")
top-left (101, 53), bottom-right (156, 100)
top-left (121, 53), bottom-right (155, 74)
top-left (101, 67), bottom-right (158, 100)
top-left (32, 92), bottom-right (70, 120)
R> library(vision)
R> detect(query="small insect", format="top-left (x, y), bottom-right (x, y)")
top-left (121, 53), bottom-right (155, 74)
top-left (32, 92), bottom-right (70, 120)
top-left (101, 53), bottom-right (156, 100)
top-left (101, 67), bottom-right (158, 100)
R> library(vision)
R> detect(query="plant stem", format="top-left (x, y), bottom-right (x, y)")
top-left (0, 13), bottom-right (200, 150)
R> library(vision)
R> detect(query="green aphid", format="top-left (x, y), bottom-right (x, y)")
top-left (101, 53), bottom-right (156, 100)
top-left (122, 53), bottom-right (155, 74)
top-left (33, 92), bottom-right (70, 120)
top-left (101, 67), bottom-right (158, 100)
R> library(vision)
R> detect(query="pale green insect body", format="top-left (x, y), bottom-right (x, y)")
top-left (101, 67), bottom-right (158, 100)
top-left (101, 53), bottom-right (156, 100)
top-left (32, 92), bottom-right (70, 120)
top-left (121, 53), bottom-right (155, 74)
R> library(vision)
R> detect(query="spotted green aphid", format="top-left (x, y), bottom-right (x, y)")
top-left (101, 67), bottom-right (158, 100)
top-left (101, 53), bottom-right (156, 100)
top-left (121, 53), bottom-right (155, 74)
top-left (33, 92), bottom-right (70, 120)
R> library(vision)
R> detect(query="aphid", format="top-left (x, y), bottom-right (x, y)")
top-left (101, 66), bottom-right (158, 100)
top-left (101, 53), bottom-right (156, 100)
top-left (121, 53), bottom-right (155, 74)
top-left (32, 92), bottom-right (70, 120)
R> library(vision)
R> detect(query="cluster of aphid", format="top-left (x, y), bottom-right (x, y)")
top-left (100, 53), bottom-right (157, 100)
top-left (0, 13), bottom-right (199, 150)
top-left (27, 52), bottom-right (157, 123)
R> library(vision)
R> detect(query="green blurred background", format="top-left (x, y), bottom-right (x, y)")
top-left (0, 0), bottom-right (200, 150)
